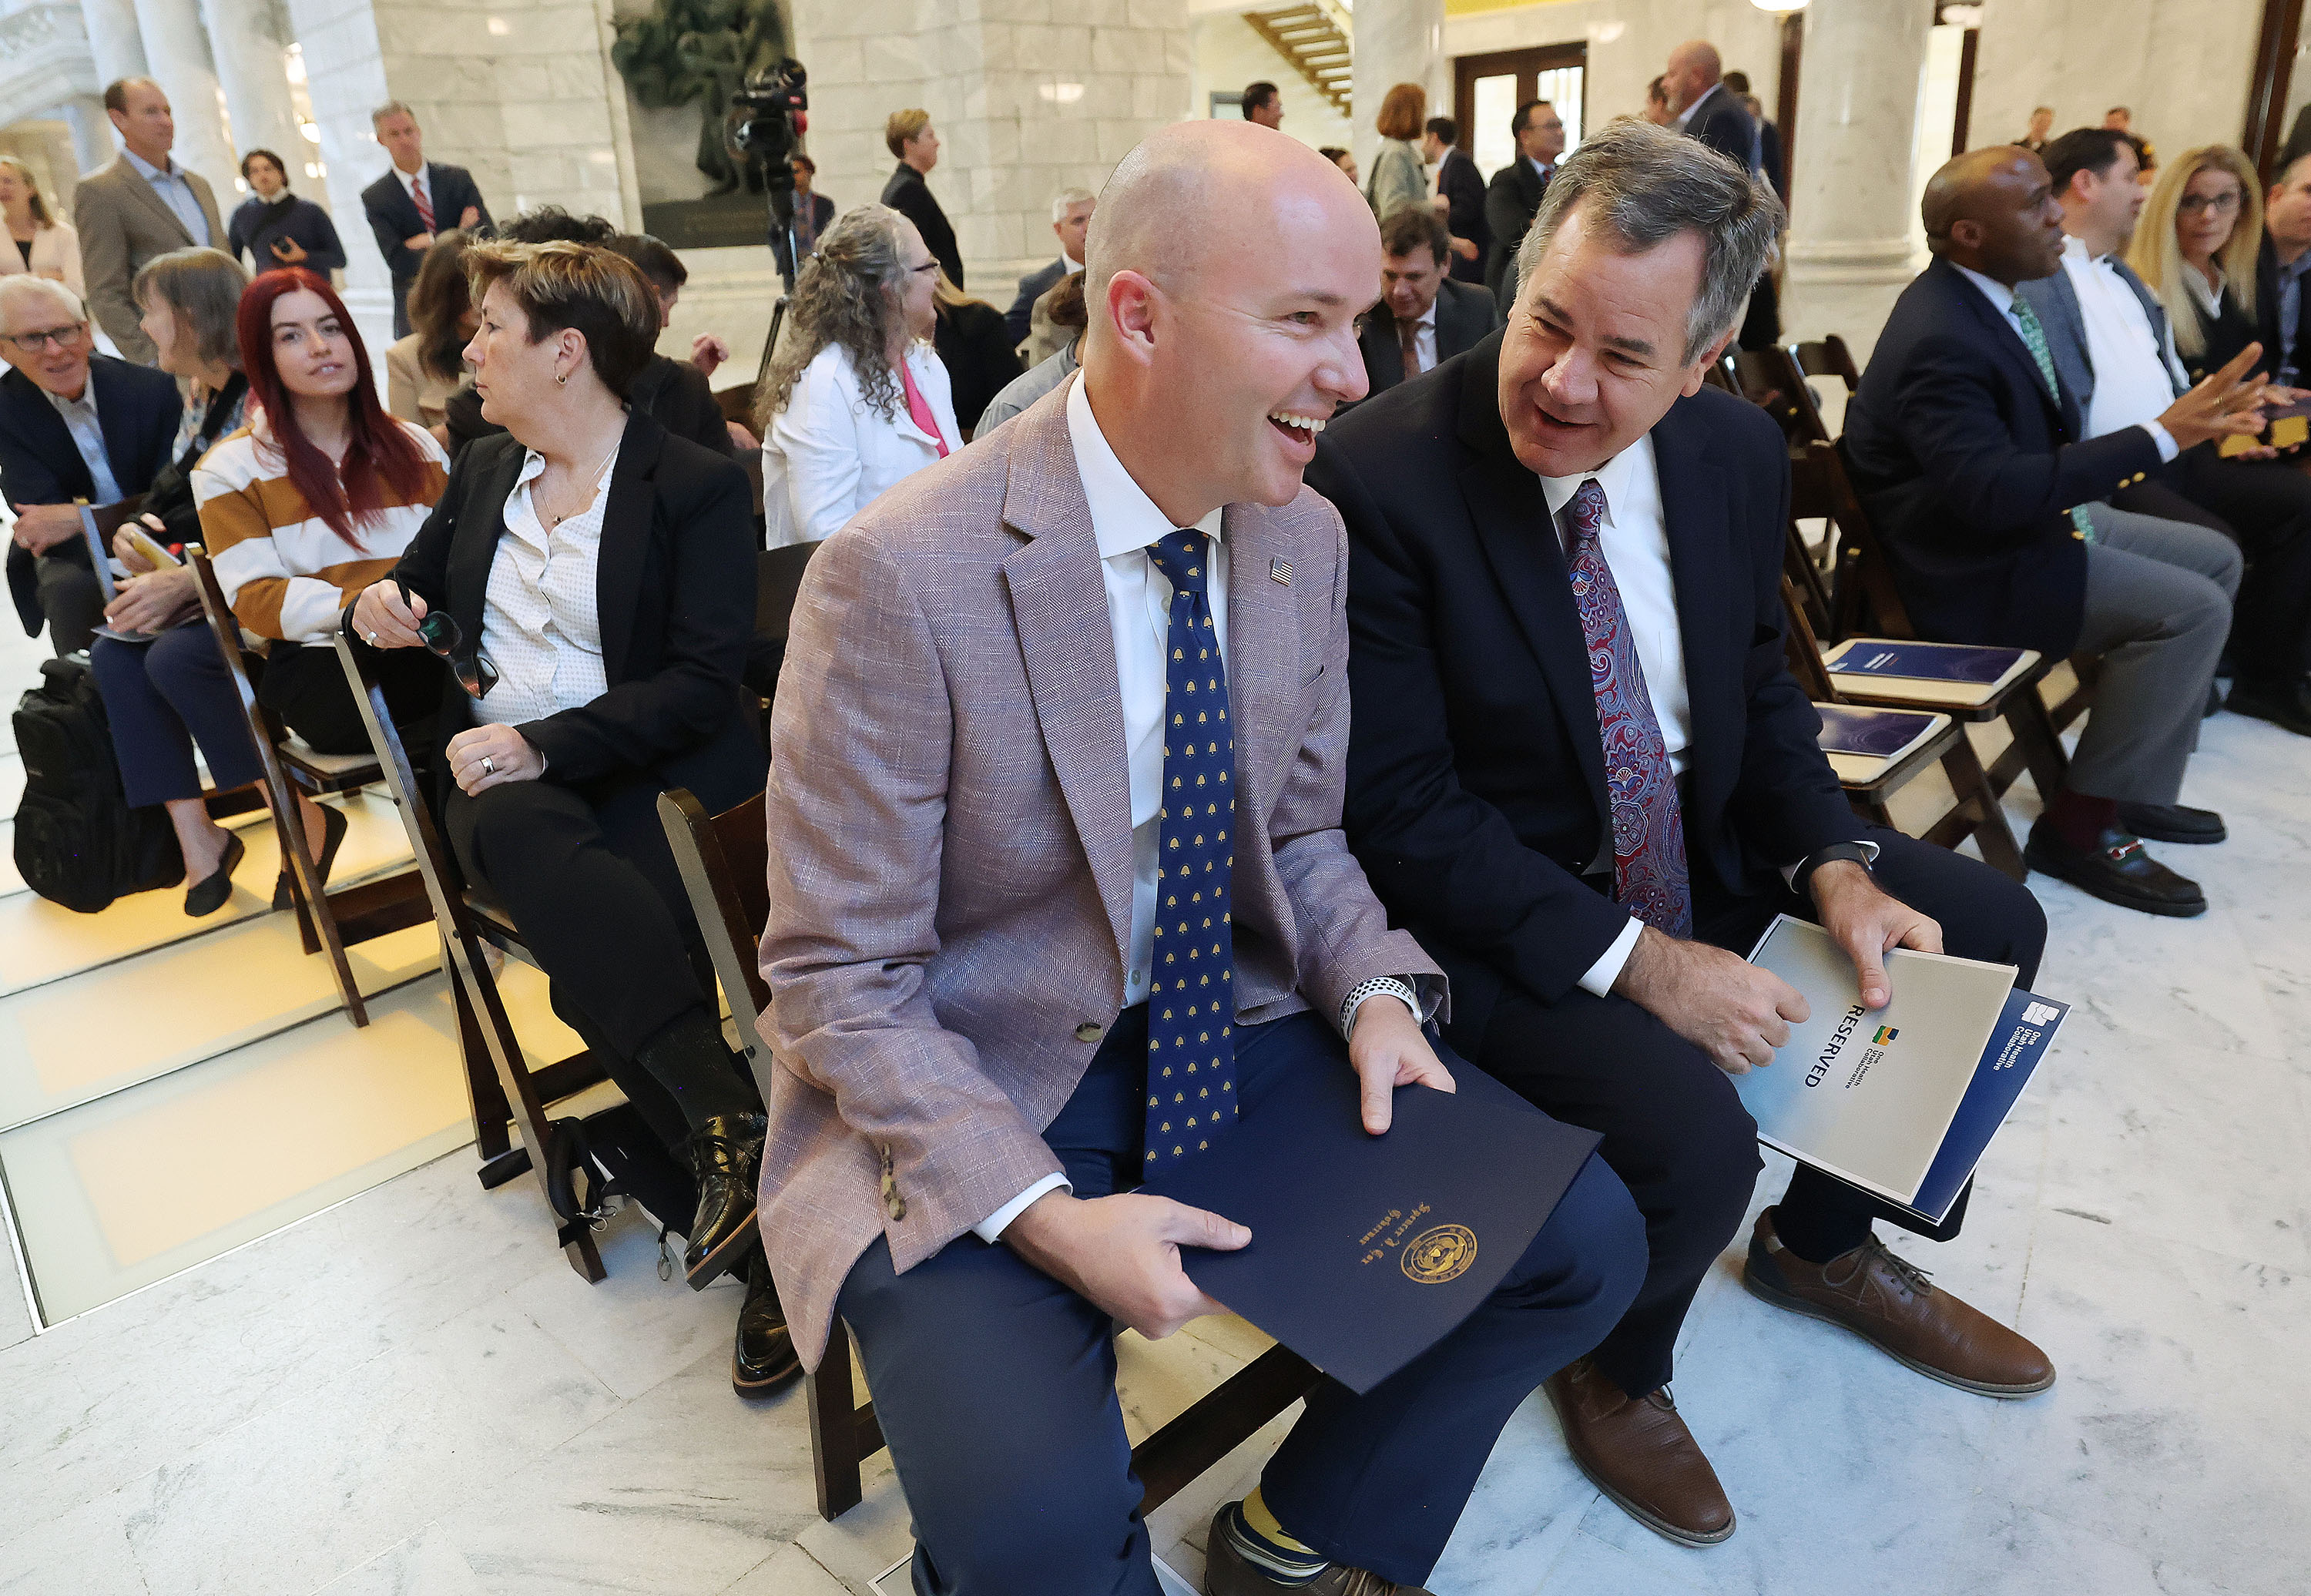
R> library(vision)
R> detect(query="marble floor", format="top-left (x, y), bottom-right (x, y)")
top-left (2, 641), bottom-right (2308, 1591)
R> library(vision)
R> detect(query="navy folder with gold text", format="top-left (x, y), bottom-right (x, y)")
top-left (1139, 1059), bottom-right (1601, 1394)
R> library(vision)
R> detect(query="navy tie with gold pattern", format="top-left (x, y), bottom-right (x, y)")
top-left (1143, 529), bottom-right (1237, 1166)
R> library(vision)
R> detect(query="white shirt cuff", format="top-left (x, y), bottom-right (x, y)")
top-left (1343, 983), bottom-right (1417, 1039)
top-left (974, 1172), bottom-right (1070, 1244)
top-left (2142, 421), bottom-right (2181, 463)
top-left (1576, 916), bottom-right (1645, 998)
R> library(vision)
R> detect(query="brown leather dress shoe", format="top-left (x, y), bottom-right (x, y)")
top-left (1542, 1356), bottom-right (1734, 1547)
top-left (1202, 1505), bottom-right (1434, 1594)
top-left (1743, 1208), bottom-right (2055, 1397)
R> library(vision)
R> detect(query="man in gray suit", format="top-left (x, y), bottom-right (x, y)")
top-left (756, 119), bottom-right (1644, 1596)
top-left (2026, 125), bottom-right (2311, 747)
top-left (74, 79), bottom-right (226, 364)
top-left (1004, 186), bottom-right (1094, 349)
top-left (1356, 206), bottom-right (1501, 399)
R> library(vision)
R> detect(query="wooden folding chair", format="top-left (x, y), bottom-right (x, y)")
top-left (1789, 334), bottom-right (1861, 392)
top-left (1795, 441), bottom-right (2084, 805)
top-left (1728, 346), bottom-right (1832, 451)
top-left (657, 785), bottom-right (1323, 1523)
top-left (183, 549), bottom-right (431, 1024)
top-left (331, 635), bottom-right (611, 1280)
top-left (1781, 576), bottom-right (2027, 878)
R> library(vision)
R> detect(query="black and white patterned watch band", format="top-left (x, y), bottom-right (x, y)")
top-left (1340, 975), bottom-right (1421, 1040)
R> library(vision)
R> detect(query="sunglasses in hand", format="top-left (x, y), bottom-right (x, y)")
top-left (408, 601), bottom-right (501, 700)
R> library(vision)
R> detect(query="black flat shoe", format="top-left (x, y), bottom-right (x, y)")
top-left (683, 1112), bottom-right (766, 1289)
top-left (272, 801), bottom-right (351, 909)
top-left (2113, 803), bottom-right (2226, 845)
top-left (2225, 679), bottom-right (2311, 738)
top-left (2024, 820), bottom-right (2206, 917)
top-left (185, 832), bottom-right (247, 917)
top-left (733, 1247), bottom-right (801, 1396)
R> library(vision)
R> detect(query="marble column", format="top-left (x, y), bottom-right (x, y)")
top-left (199, 0), bottom-right (303, 180)
top-left (1350, 0), bottom-right (1444, 179)
top-left (83, 0), bottom-right (149, 96)
top-left (127, 0), bottom-right (237, 200)
top-left (1779, 0), bottom-right (1931, 364)
top-left (60, 96), bottom-right (114, 177)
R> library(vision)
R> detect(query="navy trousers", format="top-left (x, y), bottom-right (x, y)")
top-left (1463, 827), bottom-right (2048, 1400)
top-left (837, 1005), bottom-right (1646, 1594)
top-left (89, 625), bottom-right (263, 807)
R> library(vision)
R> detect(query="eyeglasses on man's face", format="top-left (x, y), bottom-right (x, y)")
top-left (2179, 191), bottom-right (2242, 217)
top-left (2, 323), bottom-right (87, 355)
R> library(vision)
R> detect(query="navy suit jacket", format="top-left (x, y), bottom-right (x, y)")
top-left (1843, 258), bottom-right (2164, 657)
top-left (1437, 148), bottom-right (1489, 282)
top-left (1310, 331), bottom-right (1864, 1043)
top-left (0, 357), bottom-right (180, 635)
top-left (1482, 157), bottom-right (1548, 295)
top-left (1682, 84), bottom-right (1756, 168)
top-left (1005, 256), bottom-right (1067, 347)
top-left (881, 163), bottom-right (963, 288)
top-left (361, 162), bottom-right (491, 290)
top-left (1353, 277), bottom-right (1501, 398)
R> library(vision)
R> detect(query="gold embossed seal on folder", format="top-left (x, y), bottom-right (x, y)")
top-left (1401, 1223), bottom-right (1477, 1284)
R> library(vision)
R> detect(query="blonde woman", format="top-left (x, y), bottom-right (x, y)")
top-left (756, 203), bottom-right (959, 548)
top-left (2128, 144), bottom-right (2275, 384)
top-left (1367, 82), bottom-right (1428, 221)
top-left (0, 157), bottom-right (82, 297)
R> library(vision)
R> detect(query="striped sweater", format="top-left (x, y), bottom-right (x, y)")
top-left (194, 417), bottom-right (449, 643)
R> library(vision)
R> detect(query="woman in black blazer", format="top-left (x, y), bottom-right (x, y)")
top-left (349, 240), bottom-right (794, 1389)
top-left (2132, 143), bottom-right (2277, 384)
top-left (931, 271), bottom-right (1022, 436)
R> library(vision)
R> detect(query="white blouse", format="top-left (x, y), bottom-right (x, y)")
top-left (761, 340), bottom-right (960, 549)
top-left (474, 444), bottom-right (616, 726)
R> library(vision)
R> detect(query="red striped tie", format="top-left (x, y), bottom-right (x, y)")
top-left (413, 171), bottom-right (434, 235)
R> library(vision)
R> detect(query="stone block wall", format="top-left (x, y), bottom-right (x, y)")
top-left (790, 0), bottom-right (1189, 297)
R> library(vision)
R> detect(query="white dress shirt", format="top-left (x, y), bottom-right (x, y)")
top-left (122, 149), bottom-right (210, 247)
top-left (1952, 260), bottom-right (2178, 462)
top-left (475, 444), bottom-right (615, 729)
top-left (2060, 236), bottom-right (2187, 444)
top-left (2180, 262), bottom-right (2225, 322)
top-left (1536, 435), bottom-right (1694, 998)
top-left (45, 382), bottom-right (122, 504)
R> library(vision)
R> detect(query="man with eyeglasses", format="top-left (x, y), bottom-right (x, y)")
top-left (0, 275), bottom-right (179, 652)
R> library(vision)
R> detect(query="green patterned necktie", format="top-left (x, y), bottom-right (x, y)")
top-left (2009, 295), bottom-right (2098, 543)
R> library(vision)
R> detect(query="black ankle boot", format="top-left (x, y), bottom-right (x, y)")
top-left (682, 1112), bottom-right (766, 1289)
top-left (733, 1247), bottom-right (800, 1396)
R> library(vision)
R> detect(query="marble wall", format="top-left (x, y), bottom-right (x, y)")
top-left (787, 0), bottom-right (1192, 299)
top-left (1966, 0), bottom-right (2265, 163)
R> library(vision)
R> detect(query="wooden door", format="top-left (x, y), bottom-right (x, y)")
top-left (1453, 43), bottom-right (1586, 179)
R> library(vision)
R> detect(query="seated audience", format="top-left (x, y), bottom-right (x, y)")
top-left (1367, 82), bottom-right (1429, 221)
top-left (2132, 144), bottom-right (2268, 381)
top-left (441, 206), bottom-right (617, 454)
top-left (600, 231), bottom-right (743, 456)
top-left (2104, 139), bottom-right (2311, 737)
top-left (1320, 146), bottom-right (1358, 186)
top-left (1314, 120), bottom-right (2054, 1553)
top-left (1005, 187), bottom-right (1092, 348)
top-left (0, 156), bottom-right (83, 297)
top-left (347, 240), bottom-right (791, 1391)
top-left (931, 270), bottom-right (1021, 437)
top-left (224, 149), bottom-right (347, 277)
top-left (2256, 153), bottom-right (2311, 387)
top-left (756, 118), bottom-right (1645, 1596)
top-left (89, 247), bottom-right (333, 915)
top-left (2019, 105), bottom-right (2054, 154)
top-left (974, 269), bottom-right (1085, 434)
top-left (757, 204), bottom-right (958, 549)
top-left (0, 275), bottom-right (178, 654)
top-left (1843, 146), bottom-right (2264, 917)
top-left (1354, 205), bottom-right (1501, 397)
top-left (198, 267), bottom-right (446, 770)
top-left (384, 230), bottom-right (473, 434)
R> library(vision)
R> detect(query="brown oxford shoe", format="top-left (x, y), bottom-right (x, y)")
top-left (1542, 1356), bottom-right (1735, 1547)
top-left (1202, 1505), bottom-right (1434, 1594)
top-left (1743, 1207), bottom-right (2055, 1397)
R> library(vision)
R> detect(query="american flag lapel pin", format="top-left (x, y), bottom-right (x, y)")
top-left (1270, 557), bottom-right (1292, 585)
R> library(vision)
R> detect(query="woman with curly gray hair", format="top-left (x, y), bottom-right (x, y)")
top-left (759, 203), bottom-right (960, 547)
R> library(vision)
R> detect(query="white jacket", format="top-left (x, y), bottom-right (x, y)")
top-left (762, 339), bottom-right (961, 549)
top-left (0, 221), bottom-right (84, 300)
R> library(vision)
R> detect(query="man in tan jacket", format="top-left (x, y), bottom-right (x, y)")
top-left (74, 79), bottom-right (224, 364)
top-left (756, 121), bottom-right (1645, 1596)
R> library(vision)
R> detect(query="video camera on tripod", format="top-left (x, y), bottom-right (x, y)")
top-left (730, 59), bottom-right (808, 289)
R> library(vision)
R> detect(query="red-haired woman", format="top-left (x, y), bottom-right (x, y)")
top-left (190, 268), bottom-right (447, 897)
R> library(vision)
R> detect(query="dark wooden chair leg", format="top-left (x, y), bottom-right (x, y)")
top-left (808, 1331), bottom-right (867, 1520)
top-left (1930, 733), bottom-right (2028, 881)
top-left (449, 946), bottom-right (515, 1162)
top-left (1997, 683), bottom-right (2072, 802)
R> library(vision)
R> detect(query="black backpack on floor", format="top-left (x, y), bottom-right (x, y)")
top-left (12, 655), bottom-right (183, 914)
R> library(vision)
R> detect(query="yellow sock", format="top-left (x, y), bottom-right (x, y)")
top-left (1242, 1487), bottom-right (1316, 1555)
